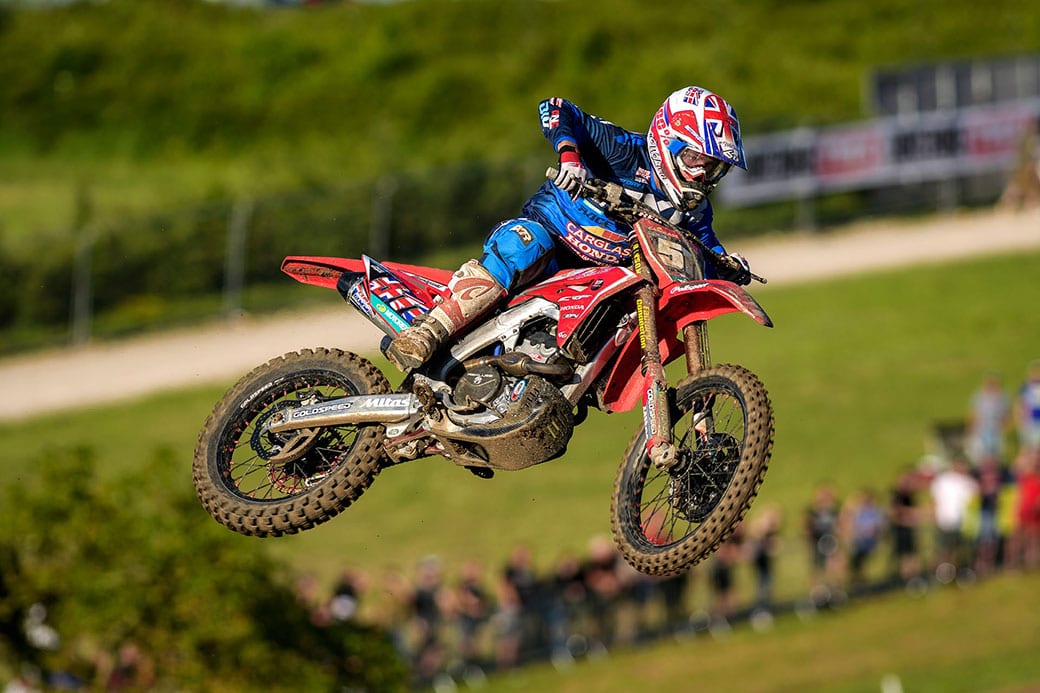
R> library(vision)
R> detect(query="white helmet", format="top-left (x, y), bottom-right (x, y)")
top-left (647, 86), bottom-right (746, 210)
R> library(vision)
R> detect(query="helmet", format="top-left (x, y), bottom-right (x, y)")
top-left (647, 86), bottom-right (746, 210)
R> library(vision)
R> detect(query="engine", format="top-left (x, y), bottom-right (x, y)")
top-left (429, 326), bottom-right (575, 471)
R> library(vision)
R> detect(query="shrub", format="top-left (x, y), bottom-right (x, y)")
top-left (0, 446), bottom-right (408, 691)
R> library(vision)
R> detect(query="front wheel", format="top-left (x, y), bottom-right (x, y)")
top-left (610, 364), bottom-right (774, 577)
top-left (193, 348), bottom-right (391, 537)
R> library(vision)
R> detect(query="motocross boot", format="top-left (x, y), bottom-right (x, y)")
top-left (386, 259), bottom-right (506, 371)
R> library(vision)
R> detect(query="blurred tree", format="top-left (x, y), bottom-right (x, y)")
top-left (0, 445), bottom-right (407, 691)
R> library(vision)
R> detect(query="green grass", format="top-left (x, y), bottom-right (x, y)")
top-left (2, 0), bottom-right (1038, 239)
top-left (4, 246), bottom-right (1039, 602)
top-left (481, 573), bottom-right (1040, 692)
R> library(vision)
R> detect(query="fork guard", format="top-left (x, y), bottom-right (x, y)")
top-left (599, 279), bottom-right (773, 414)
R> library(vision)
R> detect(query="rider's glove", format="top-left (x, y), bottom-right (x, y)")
top-left (718, 252), bottom-right (752, 286)
top-left (552, 145), bottom-right (588, 198)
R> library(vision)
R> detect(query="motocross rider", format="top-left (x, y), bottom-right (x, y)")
top-left (386, 85), bottom-right (753, 371)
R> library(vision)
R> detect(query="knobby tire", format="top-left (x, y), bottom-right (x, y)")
top-left (193, 348), bottom-right (390, 537)
top-left (610, 364), bottom-right (774, 577)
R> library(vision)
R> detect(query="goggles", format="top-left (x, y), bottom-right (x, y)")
top-left (676, 147), bottom-right (731, 184)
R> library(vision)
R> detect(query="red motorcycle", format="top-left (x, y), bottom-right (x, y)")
top-left (194, 175), bottom-right (774, 576)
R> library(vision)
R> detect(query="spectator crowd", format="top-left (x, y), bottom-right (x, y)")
top-left (283, 361), bottom-right (1040, 689)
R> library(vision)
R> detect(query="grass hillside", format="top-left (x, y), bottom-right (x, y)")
top-left (4, 245), bottom-right (1039, 599)
top-left (2, 0), bottom-right (1038, 235)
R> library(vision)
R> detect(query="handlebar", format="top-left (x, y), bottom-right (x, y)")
top-left (545, 167), bottom-right (767, 285)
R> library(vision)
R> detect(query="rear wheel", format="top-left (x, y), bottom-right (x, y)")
top-left (193, 348), bottom-right (390, 536)
top-left (610, 364), bottom-right (773, 576)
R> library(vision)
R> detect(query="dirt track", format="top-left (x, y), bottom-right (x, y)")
top-left (1, 207), bottom-right (1037, 423)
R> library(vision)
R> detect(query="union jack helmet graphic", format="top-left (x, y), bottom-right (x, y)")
top-left (647, 86), bottom-right (746, 210)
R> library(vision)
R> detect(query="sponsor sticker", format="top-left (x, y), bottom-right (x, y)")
top-left (360, 396), bottom-right (409, 408)
top-left (668, 281), bottom-right (711, 296)
top-left (371, 294), bottom-right (409, 332)
top-left (292, 401), bottom-right (353, 419)
top-left (642, 385), bottom-right (656, 437)
top-left (512, 225), bottom-right (535, 245)
top-left (348, 284), bottom-right (376, 318)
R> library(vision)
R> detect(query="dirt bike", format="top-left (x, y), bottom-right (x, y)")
top-left (193, 172), bottom-right (775, 577)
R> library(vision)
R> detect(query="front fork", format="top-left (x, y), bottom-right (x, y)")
top-left (633, 243), bottom-right (712, 471)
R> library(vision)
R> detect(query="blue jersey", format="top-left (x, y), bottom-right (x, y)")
top-left (523, 97), bottom-right (726, 266)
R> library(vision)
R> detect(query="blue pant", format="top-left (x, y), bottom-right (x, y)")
top-left (479, 218), bottom-right (559, 290)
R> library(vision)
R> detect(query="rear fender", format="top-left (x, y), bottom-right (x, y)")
top-left (281, 255), bottom-right (455, 336)
top-left (281, 255), bottom-right (454, 290)
top-left (281, 256), bottom-right (365, 289)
